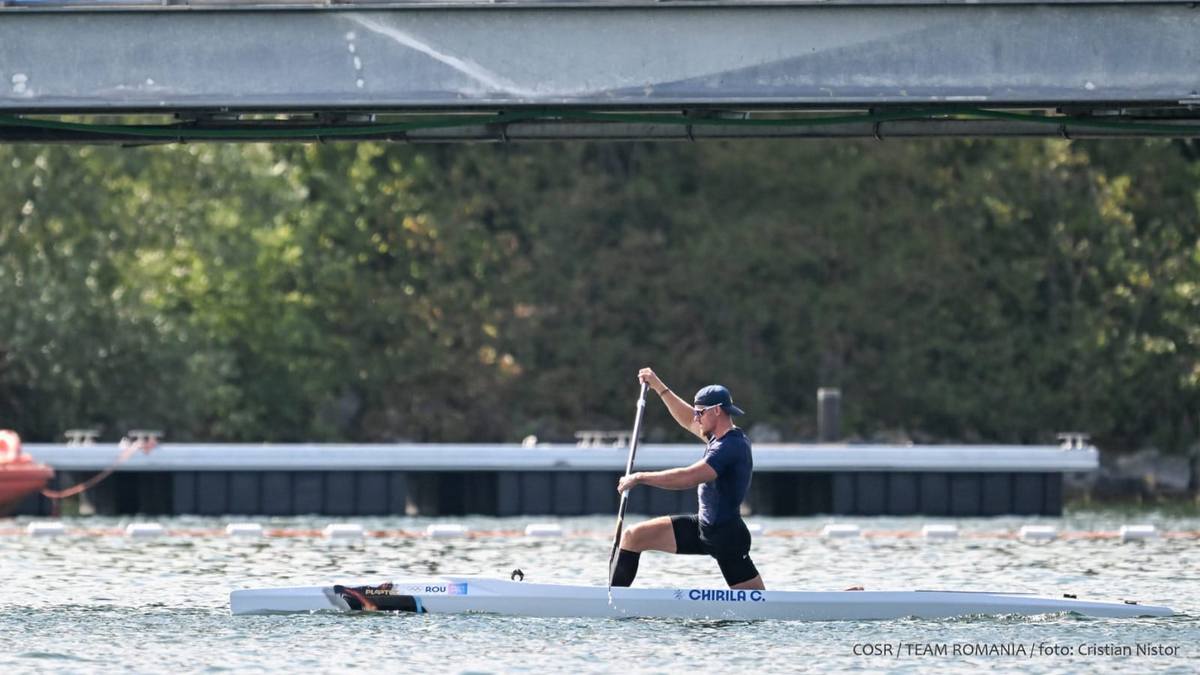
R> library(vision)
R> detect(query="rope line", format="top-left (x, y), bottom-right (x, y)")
top-left (40, 437), bottom-right (157, 500)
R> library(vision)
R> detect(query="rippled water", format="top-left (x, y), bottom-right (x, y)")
top-left (1, 510), bottom-right (1197, 673)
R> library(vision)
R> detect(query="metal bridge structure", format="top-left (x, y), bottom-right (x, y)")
top-left (1, 0), bottom-right (1199, 142)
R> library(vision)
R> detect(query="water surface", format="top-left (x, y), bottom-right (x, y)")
top-left (1, 511), bottom-right (1196, 673)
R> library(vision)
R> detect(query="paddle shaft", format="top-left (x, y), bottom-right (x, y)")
top-left (607, 381), bottom-right (649, 587)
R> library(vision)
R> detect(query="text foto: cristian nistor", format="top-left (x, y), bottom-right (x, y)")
top-left (852, 642), bottom-right (1182, 658)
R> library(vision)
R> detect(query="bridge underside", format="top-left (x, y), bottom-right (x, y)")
top-left (2, 0), bottom-right (1199, 142)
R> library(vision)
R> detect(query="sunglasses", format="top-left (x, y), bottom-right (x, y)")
top-left (692, 403), bottom-right (722, 419)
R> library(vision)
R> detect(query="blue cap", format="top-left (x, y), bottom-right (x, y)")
top-left (693, 384), bottom-right (745, 416)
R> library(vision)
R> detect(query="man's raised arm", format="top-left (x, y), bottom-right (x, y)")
top-left (638, 367), bottom-right (705, 441)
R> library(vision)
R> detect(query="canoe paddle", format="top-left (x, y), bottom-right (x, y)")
top-left (607, 381), bottom-right (649, 589)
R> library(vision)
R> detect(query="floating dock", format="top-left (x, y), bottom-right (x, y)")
top-left (14, 443), bottom-right (1094, 517)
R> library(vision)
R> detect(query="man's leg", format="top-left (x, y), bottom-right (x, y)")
top-left (718, 555), bottom-right (765, 590)
top-left (731, 575), bottom-right (765, 590)
top-left (620, 516), bottom-right (678, 553)
top-left (708, 519), bottom-right (764, 591)
top-left (610, 516), bottom-right (678, 587)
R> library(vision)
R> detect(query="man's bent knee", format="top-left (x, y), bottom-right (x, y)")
top-left (620, 519), bottom-right (675, 553)
top-left (619, 527), bottom-right (641, 551)
top-left (731, 575), bottom-right (765, 591)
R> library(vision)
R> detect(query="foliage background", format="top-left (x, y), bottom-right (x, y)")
top-left (1, 140), bottom-right (1197, 453)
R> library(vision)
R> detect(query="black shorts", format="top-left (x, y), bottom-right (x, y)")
top-left (671, 514), bottom-right (760, 586)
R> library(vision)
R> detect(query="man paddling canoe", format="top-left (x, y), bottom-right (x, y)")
top-left (610, 368), bottom-right (765, 591)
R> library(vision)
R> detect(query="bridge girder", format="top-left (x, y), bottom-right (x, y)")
top-left (2, 1), bottom-right (1199, 141)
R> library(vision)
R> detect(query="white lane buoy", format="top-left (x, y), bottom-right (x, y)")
top-left (1018, 525), bottom-right (1058, 542)
top-left (26, 522), bottom-right (66, 537)
top-left (821, 523), bottom-right (861, 539)
top-left (426, 523), bottom-right (469, 539)
top-left (225, 523), bottom-right (264, 539)
top-left (921, 524), bottom-right (959, 540)
top-left (125, 523), bottom-right (165, 538)
top-left (1119, 524), bottom-right (1158, 542)
top-left (524, 523), bottom-right (563, 538)
top-left (323, 523), bottom-right (365, 540)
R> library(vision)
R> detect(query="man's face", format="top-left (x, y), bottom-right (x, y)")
top-left (693, 403), bottom-right (722, 433)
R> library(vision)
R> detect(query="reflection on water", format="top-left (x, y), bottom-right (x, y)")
top-left (0, 511), bottom-right (1196, 672)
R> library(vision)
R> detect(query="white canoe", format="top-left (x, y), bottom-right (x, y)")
top-left (230, 576), bottom-right (1173, 620)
